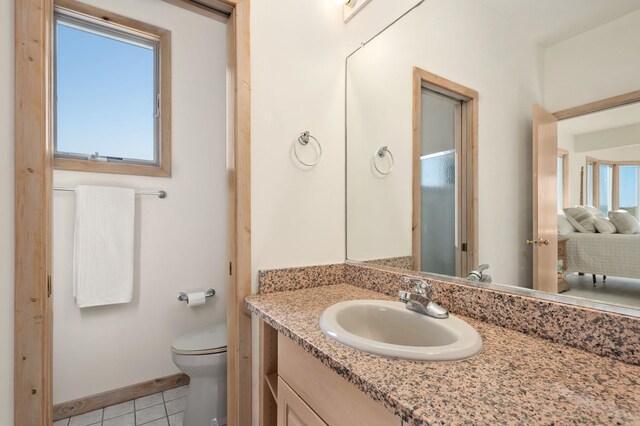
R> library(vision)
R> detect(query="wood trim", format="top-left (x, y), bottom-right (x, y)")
top-left (55, 0), bottom-right (169, 37)
top-left (278, 334), bottom-right (398, 425)
top-left (414, 67), bottom-right (478, 100)
top-left (259, 322), bottom-right (278, 426)
top-left (52, 373), bottom-right (189, 421)
top-left (412, 67), bottom-right (479, 276)
top-left (612, 167), bottom-right (619, 211)
top-left (226, 1), bottom-right (252, 425)
top-left (53, 0), bottom-right (172, 177)
top-left (159, 31), bottom-right (172, 178)
top-left (553, 90), bottom-right (640, 121)
top-left (411, 69), bottom-right (421, 271)
top-left (557, 149), bottom-right (569, 208)
top-left (586, 156), bottom-right (600, 207)
top-left (14, 0), bottom-right (54, 424)
top-left (161, 0), bottom-right (231, 21)
top-left (586, 157), bottom-right (640, 211)
top-left (53, 158), bottom-right (171, 177)
top-left (454, 101), bottom-right (463, 276)
top-left (468, 89), bottom-right (479, 270)
top-left (277, 377), bottom-right (327, 426)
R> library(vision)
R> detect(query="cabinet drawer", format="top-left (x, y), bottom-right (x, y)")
top-left (278, 377), bottom-right (327, 426)
top-left (278, 334), bottom-right (399, 426)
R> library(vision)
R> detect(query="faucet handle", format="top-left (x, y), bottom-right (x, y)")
top-left (403, 276), bottom-right (430, 294)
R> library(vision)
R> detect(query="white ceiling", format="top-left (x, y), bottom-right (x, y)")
top-left (477, 0), bottom-right (640, 46)
top-left (559, 102), bottom-right (640, 135)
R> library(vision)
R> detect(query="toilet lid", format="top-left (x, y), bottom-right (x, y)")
top-left (171, 323), bottom-right (227, 355)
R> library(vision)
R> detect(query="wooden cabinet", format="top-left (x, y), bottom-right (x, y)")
top-left (259, 321), bottom-right (400, 426)
top-left (277, 377), bottom-right (327, 426)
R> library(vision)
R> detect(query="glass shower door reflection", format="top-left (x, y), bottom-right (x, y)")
top-left (420, 151), bottom-right (456, 276)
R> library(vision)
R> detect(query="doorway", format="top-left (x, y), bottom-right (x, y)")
top-left (13, 0), bottom-right (251, 424)
top-left (412, 67), bottom-right (478, 277)
top-left (532, 91), bottom-right (640, 302)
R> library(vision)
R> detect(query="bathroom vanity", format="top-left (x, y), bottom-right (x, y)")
top-left (247, 265), bottom-right (640, 426)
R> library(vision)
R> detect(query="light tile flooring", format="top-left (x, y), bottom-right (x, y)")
top-left (53, 386), bottom-right (188, 426)
top-left (563, 273), bottom-right (640, 309)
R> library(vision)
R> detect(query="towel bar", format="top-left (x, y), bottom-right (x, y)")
top-left (53, 187), bottom-right (167, 199)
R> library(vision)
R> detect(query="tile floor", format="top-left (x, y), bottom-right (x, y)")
top-left (564, 273), bottom-right (640, 309)
top-left (53, 386), bottom-right (188, 426)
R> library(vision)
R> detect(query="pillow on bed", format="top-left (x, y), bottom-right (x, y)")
top-left (580, 205), bottom-right (604, 218)
top-left (564, 207), bottom-right (597, 233)
top-left (608, 210), bottom-right (640, 234)
top-left (594, 217), bottom-right (617, 234)
top-left (558, 213), bottom-right (577, 235)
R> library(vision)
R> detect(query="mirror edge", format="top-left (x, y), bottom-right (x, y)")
top-left (346, 260), bottom-right (640, 319)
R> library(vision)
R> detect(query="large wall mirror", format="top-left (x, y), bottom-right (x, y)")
top-left (346, 0), bottom-right (640, 314)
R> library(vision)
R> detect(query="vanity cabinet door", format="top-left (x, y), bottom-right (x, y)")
top-left (277, 377), bottom-right (327, 426)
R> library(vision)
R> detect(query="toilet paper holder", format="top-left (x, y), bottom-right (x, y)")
top-left (177, 288), bottom-right (215, 302)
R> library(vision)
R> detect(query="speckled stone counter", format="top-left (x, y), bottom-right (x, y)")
top-left (246, 284), bottom-right (640, 425)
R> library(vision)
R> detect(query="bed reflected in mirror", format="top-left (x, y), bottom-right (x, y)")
top-left (556, 102), bottom-right (640, 309)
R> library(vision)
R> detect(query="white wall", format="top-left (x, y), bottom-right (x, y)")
top-left (52, 0), bottom-right (228, 403)
top-left (575, 124), bottom-right (640, 152)
top-left (344, 0), bottom-right (420, 53)
top-left (346, 0), bottom-right (544, 286)
top-left (0, 0), bottom-right (14, 422)
top-left (250, 0), bottom-right (346, 287)
top-left (250, 0), bottom-right (347, 424)
top-left (545, 9), bottom-right (640, 111)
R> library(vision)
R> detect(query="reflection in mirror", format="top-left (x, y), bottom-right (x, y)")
top-left (556, 103), bottom-right (640, 308)
top-left (346, 0), bottom-right (640, 312)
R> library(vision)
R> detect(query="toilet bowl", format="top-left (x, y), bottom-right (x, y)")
top-left (171, 323), bottom-right (227, 426)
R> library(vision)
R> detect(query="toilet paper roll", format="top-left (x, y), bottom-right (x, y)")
top-left (186, 291), bottom-right (206, 307)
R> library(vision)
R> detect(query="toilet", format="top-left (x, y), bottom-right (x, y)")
top-left (171, 323), bottom-right (227, 426)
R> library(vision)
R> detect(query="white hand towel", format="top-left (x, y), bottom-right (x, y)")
top-left (73, 185), bottom-right (135, 308)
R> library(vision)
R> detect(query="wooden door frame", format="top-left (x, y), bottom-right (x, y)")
top-left (411, 67), bottom-right (478, 276)
top-left (13, 0), bottom-right (252, 424)
top-left (557, 148), bottom-right (569, 209)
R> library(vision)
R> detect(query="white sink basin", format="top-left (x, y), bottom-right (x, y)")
top-left (319, 300), bottom-right (483, 361)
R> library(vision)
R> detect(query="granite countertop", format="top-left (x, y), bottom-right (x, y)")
top-left (246, 284), bottom-right (640, 425)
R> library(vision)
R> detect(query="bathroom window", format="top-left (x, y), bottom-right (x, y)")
top-left (53, 0), bottom-right (171, 177)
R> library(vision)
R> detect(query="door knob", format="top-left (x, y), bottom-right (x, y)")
top-left (526, 239), bottom-right (549, 246)
top-left (526, 239), bottom-right (538, 246)
top-left (539, 239), bottom-right (549, 246)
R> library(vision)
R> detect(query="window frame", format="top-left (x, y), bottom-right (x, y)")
top-left (587, 156), bottom-right (640, 214)
top-left (557, 148), bottom-right (569, 209)
top-left (53, 0), bottom-right (172, 177)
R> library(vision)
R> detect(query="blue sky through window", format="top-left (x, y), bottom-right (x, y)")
top-left (55, 20), bottom-right (155, 161)
top-left (620, 165), bottom-right (639, 210)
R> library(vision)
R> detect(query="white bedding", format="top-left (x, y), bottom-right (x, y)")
top-left (564, 232), bottom-right (640, 279)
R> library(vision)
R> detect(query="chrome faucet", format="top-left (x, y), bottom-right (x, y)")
top-left (467, 264), bottom-right (492, 283)
top-left (398, 276), bottom-right (449, 319)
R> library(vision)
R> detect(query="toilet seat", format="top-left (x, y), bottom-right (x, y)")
top-left (171, 323), bottom-right (227, 356)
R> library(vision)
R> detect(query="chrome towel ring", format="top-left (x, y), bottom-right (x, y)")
top-left (293, 131), bottom-right (322, 167)
top-left (373, 146), bottom-right (394, 175)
